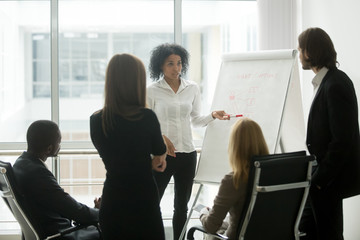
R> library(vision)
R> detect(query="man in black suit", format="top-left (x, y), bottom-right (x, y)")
top-left (298, 27), bottom-right (360, 240)
top-left (13, 120), bottom-right (101, 240)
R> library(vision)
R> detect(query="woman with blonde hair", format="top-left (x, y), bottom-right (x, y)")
top-left (90, 53), bottom-right (167, 239)
top-left (200, 118), bottom-right (269, 239)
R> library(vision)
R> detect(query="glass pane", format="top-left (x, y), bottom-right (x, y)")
top-left (59, 154), bottom-right (105, 185)
top-left (33, 84), bottom-right (51, 98)
top-left (59, 154), bottom-right (105, 207)
top-left (58, 0), bottom-right (174, 142)
top-left (33, 60), bottom-right (51, 82)
top-left (72, 60), bottom-right (88, 82)
top-left (182, 0), bottom-right (258, 146)
top-left (90, 83), bottom-right (104, 96)
top-left (72, 35), bottom-right (88, 59)
top-left (0, 1), bottom-right (51, 142)
top-left (60, 85), bottom-right (70, 98)
top-left (90, 60), bottom-right (107, 82)
top-left (59, 60), bottom-right (70, 82)
top-left (89, 35), bottom-right (108, 59)
top-left (71, 84), bottom-right (88, 98)
top-left (32, 34), bottom-right (50, 60)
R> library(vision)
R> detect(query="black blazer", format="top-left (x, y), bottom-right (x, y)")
top-left (13, 152), bottom-right (99, 236)
top-left (307, 68), bottom-right (360, 198)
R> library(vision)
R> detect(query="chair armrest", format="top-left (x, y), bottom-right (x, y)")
top-left (187, 225), bottom-right (228, 240)
top-left (44, 224), bottom-right (91, 240)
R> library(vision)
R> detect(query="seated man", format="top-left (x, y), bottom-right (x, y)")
top-left (13, 120), bottom-right (100, 240)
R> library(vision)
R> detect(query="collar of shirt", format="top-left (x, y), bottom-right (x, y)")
top-left (312, 67), bottom-right (328, 92)
top-left (158, 77), bottom-right (190, 93)
top-left (147, 78), bottom-right (213, 152)
top-left (37, 157), bottom-right (49, 169)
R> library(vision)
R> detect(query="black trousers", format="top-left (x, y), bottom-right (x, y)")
top-left (153, 151), bottom-right (197, 240)
top-left (63, 225), bottom-right (100, 240)
top-left (300, 185), bottom-right (344, 240)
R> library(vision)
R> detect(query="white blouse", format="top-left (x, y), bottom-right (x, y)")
top-left (147, 78), bottom-right (214, 153)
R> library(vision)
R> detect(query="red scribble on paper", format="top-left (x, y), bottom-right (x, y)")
top-left (248, 86), bottom-right (259, 94)
top-left (247, 98), bottom-right (256, 106)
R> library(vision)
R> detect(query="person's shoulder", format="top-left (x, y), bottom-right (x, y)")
top-left (182, 78), bottom-right (198, 87)
top-left (13, 154), bottom-right (50, 181)
top-left (326, 68), bottom-right (351, 81)
top-left (13, 155), bottom-right (26, 172)
top-left (147, 81), bottom-right (162, 98)
top-left (218, 172), bottom-right (240, 194)
top-left (91, 109), bottom-right (102, 117)
top-left (141, 108), bottom-right (157, 119)
top-left (14, 152), bottom-right (39, 168)
top-left (221, 172), bottom-right (235, 185)
top-left (141, 108), bottom-right (161, 127)
top-left (147, 80), bottom-right (161, 90)
top-left (325, 68), bottom-right (354, 88)
top-left (90, 109), bottom-right (103, 121)
top-left (182, 79), bottom-right (200, 95)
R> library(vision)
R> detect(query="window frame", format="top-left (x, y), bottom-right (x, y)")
top-left (0, 0), bottom-right (257, 152)
top-left (0, 0), bottom-right (258, 231)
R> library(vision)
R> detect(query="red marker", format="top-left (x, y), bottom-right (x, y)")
top-left (226, 114), bottom-right (243, 118)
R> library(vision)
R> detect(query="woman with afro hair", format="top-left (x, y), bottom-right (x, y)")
top-left (147, 43), bottom-right (228, 240)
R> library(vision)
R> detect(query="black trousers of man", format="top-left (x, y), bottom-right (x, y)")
top-left (300, 185), bottom-right (344, 240)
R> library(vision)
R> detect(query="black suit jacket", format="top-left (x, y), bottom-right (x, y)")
top-left (307, 68), bottom-right (360, 198)
top-left (13, 152), bottom-right (99, 237)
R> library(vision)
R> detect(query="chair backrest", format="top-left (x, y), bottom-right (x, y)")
top-left (0, 160), bottom-right (42, 240)
top-left (236, 152), bottom-right (315, 240)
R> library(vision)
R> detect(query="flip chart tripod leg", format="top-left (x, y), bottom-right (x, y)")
top-left (179, 183), bottom-right (204, 240)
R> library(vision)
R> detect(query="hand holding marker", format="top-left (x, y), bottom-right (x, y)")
top-left (225, 114), bottom-right (243, 119)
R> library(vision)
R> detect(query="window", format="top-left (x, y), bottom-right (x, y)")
top-left (0, 1), bottom-right (51, 144)
top-left (57, 0), bottom-right (174, 142)
top-left (0, 0), bottom-right (258, 233)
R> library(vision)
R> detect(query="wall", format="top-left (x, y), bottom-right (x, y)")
top-left (301, 0), bottom-right (360, 121)
top-left (258, 1), bottom-right (360, 239)
top-left (301, 1), bottom-right (360, 239)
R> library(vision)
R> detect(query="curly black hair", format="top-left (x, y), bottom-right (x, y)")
top-left (149, 43), bottom-right (190, 81)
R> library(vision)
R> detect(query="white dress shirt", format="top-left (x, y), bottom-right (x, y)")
top-left (147, 77), bottom-right (214, 153)
top-left (38, 157), bottom-right (49, 169)
top-left (312, 67), bottom-right (328, 101)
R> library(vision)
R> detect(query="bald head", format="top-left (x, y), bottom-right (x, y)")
top-left (27, 120), bottom-right (61, 156)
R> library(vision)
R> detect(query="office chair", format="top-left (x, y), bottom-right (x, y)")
top-left (0, 160), bottom-right (101, 240)
top-left (187, 152), bottom-right (315, 240)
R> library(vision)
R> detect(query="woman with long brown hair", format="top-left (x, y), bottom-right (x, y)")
top-left (90, 54), bottom-right (167, 239)
top-left (200, 118), bottom-right (269, 239)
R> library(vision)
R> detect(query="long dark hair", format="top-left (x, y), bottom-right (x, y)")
top-left (298, 27), bottom-right (338, 70)
top-left (102, 54), bottom-right (146, 136)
